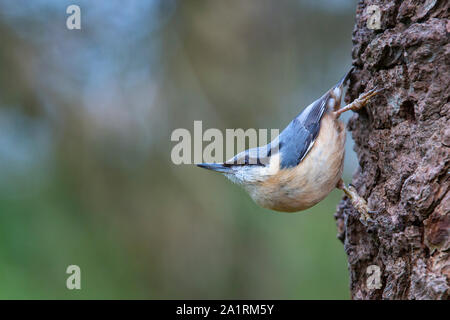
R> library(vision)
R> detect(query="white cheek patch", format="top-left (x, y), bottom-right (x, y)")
top-left (327, 97), bottom-right (335, 109)
top-left (225, 152), bottom-right (281, 186)
top-left (333, 87), bottom-right (341, 99)
top-left (263, 153), bottom-right (280, 176)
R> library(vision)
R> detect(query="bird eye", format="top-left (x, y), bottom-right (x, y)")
top-left (226, 152), bottom-right (265, 166)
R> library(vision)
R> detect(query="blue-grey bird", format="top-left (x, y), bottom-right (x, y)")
top-left (197, 69), bottom-right (378, 223)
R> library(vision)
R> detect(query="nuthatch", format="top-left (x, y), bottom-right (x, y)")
top-left (197, 69), bottom-right (379, 223)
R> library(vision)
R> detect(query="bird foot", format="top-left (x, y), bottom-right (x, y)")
top-left (350, 87), bottom-right (380, 112)
top-left (347, 184), bottom-right (371, 226)
top-left (337, 180), bottom-right (373, 226)
top-left (334, 87), bottom-right (381, 118)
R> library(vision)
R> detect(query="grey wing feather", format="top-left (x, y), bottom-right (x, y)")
top-left (277, 92), bottom-right (331, 169)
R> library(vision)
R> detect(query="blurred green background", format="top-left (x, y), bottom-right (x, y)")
top-left (0, 0), bottom-right (358, 299)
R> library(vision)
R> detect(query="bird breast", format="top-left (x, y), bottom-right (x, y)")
top-left (251, 113), bottom-right (346, 212)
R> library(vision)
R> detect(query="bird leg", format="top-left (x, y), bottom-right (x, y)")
top-left (336, 179), bottom-right (371, 226)
top-left (334, 87), bottom-right (380, 118)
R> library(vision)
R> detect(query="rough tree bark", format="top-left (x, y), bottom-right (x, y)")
top-left (335, 0), bottom-right (449, 299)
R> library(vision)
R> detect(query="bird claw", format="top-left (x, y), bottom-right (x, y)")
top-left (353, 87), bottom-right (380, 110)
top-left (334, 86), bottom-right (382, 118)
top-left (347, 185), bottom-right (371, 222)
top-left (339, 182), bottom-right (375, 226)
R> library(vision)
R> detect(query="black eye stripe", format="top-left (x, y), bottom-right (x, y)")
top-left (225, 158), bottom-right (265, 167)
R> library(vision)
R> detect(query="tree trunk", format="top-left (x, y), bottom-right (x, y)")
top-left (335, 0), bottom-right (449, 300)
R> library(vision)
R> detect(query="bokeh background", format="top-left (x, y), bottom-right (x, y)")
top-left (0, 0), bottom-right (359, 299)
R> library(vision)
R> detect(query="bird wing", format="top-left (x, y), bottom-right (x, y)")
top-left (277, 91), bottom-right (331, 169)
top-left (270, 69), bottom-right (352, 169)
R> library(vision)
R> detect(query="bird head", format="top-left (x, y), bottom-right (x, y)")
top-left (197, 143), bottom-right (280, 187)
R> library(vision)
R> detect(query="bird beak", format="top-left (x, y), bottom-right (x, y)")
top-left (196, 163), bottom-right (231, 173)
